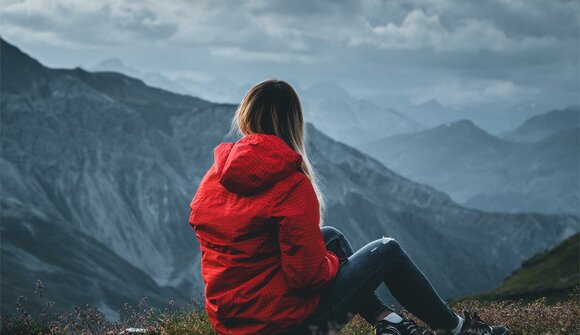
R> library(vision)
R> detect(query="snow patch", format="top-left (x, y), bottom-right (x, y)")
top-left (381, 236), bottom-right (394, 244)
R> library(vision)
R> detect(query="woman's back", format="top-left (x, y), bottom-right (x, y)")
top-left (188, 79), bottom-right (509, 335)
top-left (189, 133), bottom-right (340, 334)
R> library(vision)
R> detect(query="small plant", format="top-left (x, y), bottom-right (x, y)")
top-left (0, 295), bottom-right (53, 335)
top-left (146, 298), bottom-right (215, 335)
top-left (1, 281), bottom-right (579, 335)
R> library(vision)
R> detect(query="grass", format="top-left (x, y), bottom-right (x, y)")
top-left (1, 281), bottom-right (578, 335)
top-left (339, 295), bottom-right (580, 335)
top-left (460, 233), bottom-right (579, 304)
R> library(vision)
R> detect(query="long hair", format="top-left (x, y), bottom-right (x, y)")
top-left (227, 79), bottom-right (326, 226)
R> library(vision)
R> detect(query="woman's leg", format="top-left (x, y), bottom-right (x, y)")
top-left (295, 228), bottom-right (459, 334)
top-left (320, 226), bottom-right (394, 324)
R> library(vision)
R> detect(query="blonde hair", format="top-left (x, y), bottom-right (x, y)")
top-left (228, 79), bottom-right (326, 226)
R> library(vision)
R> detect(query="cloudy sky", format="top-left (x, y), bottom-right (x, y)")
top-left (1, 0), bottom-right (578, 108)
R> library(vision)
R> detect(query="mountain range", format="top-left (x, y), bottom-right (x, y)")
top-left (2, 38), bottom-right (577, 318)
top-left (365, 92), bottom-right (554, 135)
top-left (300, 81), bottom-right (424, 146)
top-left (92, 58), bottom-right (250, 104)
top-left (93, 58), bottom-right (568, 139)
top-left (92, 59), bottom-right (424, 146)
top-left (359, 109), bottom-right (580, 215)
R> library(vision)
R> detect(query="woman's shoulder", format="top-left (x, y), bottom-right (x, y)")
top-left (275, 169), bottom-right (312, 192)
top-left (269, 170), bottom-right (316, 207)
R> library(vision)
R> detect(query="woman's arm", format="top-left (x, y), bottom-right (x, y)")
top-left (272, 176), bottom-right (340, 290)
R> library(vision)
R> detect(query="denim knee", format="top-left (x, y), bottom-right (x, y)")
top-left (321, 225), bottom-right (353, 260)
top-left (321, 225), bottom-right (345, 241)
top-left (368, 237), bottom-right (404, 258)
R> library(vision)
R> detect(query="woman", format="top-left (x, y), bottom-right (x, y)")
top-left (188, 79), bottom-right (509, 335)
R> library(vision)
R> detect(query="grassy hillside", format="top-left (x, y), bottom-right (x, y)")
top-left (462, 233), bottom-right (579, 303)
top-left (2, 294), bottom-right (578, 335)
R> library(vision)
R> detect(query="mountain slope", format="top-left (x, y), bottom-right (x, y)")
top-left (359, 119), bottom-right (580, 215)
top-left (1, 39), bottom-right (210, 312)
top-left (463, 127), bottom-right (580, 214)
top-left (0, 197), bottom-right (185, 317)
top-left (502, 106), bottom-right (580, 143)
top-left (464, 233), bottom-right (579, 303)
top-left (1, 38), bottom-right (577, 316)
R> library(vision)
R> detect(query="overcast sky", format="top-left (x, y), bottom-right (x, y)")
top-left (1, 0), bottom-right (578, 108)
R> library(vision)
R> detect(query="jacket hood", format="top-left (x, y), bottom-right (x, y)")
top-left (213, 133), bottom-right (303, 195)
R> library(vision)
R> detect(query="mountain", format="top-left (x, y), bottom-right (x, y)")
top-left (174, 75), bottom-right (248, 104)
top-left (359, 119), bottom-right (580, 215)
top-left (300, 81), bottom-right (424, 146)
top-left (405, 99), bottom-right (460, 128)
top-left (463, 127), bottom-right (580, 214)
top-left (96, 63), bottom-right (424, 145)
top-left (92, 58), bottom-right (142, 78)
top-left (463, 233), bottom-right (579, 303)
top-left (92, 58), bottom-right (192, 95)
top-left (1, 38), bottom-right (577, 317)
top-left (2, 40), bottom-right (212, 315)
top-left (455, 100), bottom-right (553, 135)
top-left (1, 197), bottom-right (185, 318)
top-left (363, 92), bottom-right (556, 135)
top-left (94, 59), bottom-right (249, 104)
top-left (501, 106), bottom-right (580, 143)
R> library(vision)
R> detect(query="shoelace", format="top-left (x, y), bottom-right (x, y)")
top-left (375, 321), bottom-right (400, 334)
top-left (400, 319), bottom-right (430, 334)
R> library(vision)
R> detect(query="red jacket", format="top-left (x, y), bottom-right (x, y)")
top-left (189, 133), bottom-right (340, 334)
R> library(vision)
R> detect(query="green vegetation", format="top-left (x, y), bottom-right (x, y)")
top-left (462, 233), bottom-right (579, 303)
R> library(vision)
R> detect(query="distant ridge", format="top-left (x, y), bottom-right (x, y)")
top-left (502, 106), bottom-right (580, 143)
top-left (360, 116), bottom-right (580, 215)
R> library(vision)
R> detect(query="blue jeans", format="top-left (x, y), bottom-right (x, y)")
top-left (282, 226), bottom-right (458, 334)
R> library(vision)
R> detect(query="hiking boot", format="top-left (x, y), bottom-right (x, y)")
top-left (459, 310), bottom-right (509, 335)
top-left (375, 318), bottom-right (436, 335)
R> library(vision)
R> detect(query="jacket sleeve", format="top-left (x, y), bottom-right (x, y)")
top-left (271, 175), bottom-right (340, 290)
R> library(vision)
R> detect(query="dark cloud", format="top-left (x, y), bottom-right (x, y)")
top-left (1, 0), bottom-right (577, 108)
